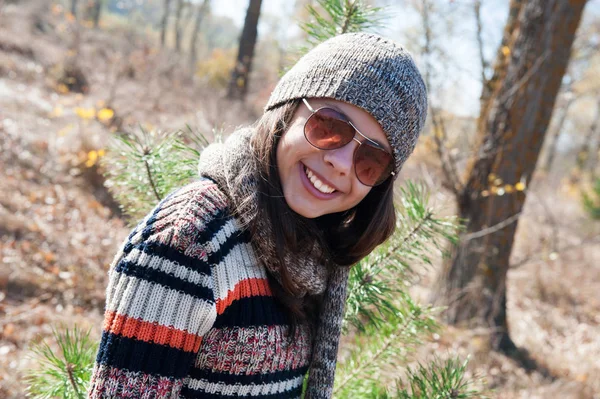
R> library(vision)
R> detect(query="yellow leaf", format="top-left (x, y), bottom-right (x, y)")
top-left (490, 186), bottom-right (499, 195)
top-left (97, 149), bottom-right (106, 157)
top-left (487, 173), bottom-right (497, 182)
top-left (57, 83), bottom-right (70, 94)
top-left (501, 46), bottom-right (511, 57)
top-left (96, 108), bottom-right (114, 122)
top-left (504, 184), bottom-right (514, 194)
top-left (75, 107), bottom-right (96, 120)
top-left (515, 182), bottom-right (526, 191)
top-left (85, 150), bottom-right (98, 167)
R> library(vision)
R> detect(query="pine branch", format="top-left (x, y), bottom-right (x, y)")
top-left (300, 0), bottom-right (387, 50)
top-left (144, 153), bottom-right (162, 202)
top-left (583, 178), bottom-right (600, 219)
top-left (66, 363), bottom-right (83, 399)
top-left (102, 126), bottom-right (209, 222)
top-left (344, 182), bottom-right (461, 332)
top-left (394, 356), bottom-right (488, 399)
top-left (335, 301), bottom-right (435, 394)
top-left (334, 294), bottom-right (440, 397)
top-left (26, 326), bottom-right (97, 399)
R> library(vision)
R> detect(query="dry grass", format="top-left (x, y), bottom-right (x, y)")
top-left (1, 2), bottom-right (599, 398)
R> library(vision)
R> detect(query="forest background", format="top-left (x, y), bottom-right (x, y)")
top-left (1, 0), bottom-right (600, 398)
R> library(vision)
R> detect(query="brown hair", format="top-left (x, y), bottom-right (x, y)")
top-left (249, 100), bottom-right (397, 326)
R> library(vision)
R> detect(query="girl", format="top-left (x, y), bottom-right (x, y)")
top-left (88, 32), bottom-right (427, 399)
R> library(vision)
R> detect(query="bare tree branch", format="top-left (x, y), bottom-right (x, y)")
top-left (418, 0), bottom-right (463, 197)
top-left (473, 0), bottom-right (488, 86)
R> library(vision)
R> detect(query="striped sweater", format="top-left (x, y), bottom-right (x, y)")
top-left (88, 178), bottom-right (313, 398)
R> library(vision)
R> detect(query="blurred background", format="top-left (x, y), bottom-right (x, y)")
top-left (1, 0), bottom-right (599, 397)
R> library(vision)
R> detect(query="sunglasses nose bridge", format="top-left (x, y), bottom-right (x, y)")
top-left (322, 137), bottom-right (358, 176)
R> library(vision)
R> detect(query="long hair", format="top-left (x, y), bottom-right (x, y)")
top-left (249, 100), bottom-right (397, 327)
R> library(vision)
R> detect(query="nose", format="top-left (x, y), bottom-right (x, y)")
top-left (322, 140), bottom-right (358, 177)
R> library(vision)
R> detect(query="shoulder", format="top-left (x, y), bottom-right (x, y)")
top-left (129, 178), bottom-right (233, 264)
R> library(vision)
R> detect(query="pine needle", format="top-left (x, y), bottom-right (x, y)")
top-left (26, 326), bottom-right (98, 399)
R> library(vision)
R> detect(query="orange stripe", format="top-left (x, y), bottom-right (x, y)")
top-left (103, 311), bottom-right (202, 352)
top-left (216, 278), bottom-right (272, 314)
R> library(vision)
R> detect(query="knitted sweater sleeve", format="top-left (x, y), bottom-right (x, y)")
top-left (88, 180), bottom-right (228, 398)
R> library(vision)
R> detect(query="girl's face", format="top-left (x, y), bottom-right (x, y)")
top-left (276, 98), bottom-right (392, 219)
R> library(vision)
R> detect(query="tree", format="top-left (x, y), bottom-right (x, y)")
top-left (92, 0), bottom-right (102, 28)
top-left (174, 0), bottom-right (186, 53)
top-left (160, 0), bottom-right (172, 48)
top-left (227, 0), bottom-right (263, 100)
top-left (433, 0), bottom-right (588, 351)
top-left (189, 0), bottom-right (210, 72)
top-left (70, 0), bottom-right (78, 19)
top-left (543, 86), bottom-right (575, 172)
top-left (576, 98), bottom-right (600, 175)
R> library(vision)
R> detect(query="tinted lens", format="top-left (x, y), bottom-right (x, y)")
top-left (355, 143), bottom-right (394, 186)
top-left (304, 108), bottom-right (356, 149)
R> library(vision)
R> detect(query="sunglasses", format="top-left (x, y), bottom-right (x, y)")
top-left (302, 98), bottom-right (394, 187)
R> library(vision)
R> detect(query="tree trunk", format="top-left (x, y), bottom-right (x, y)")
top-left (174, 0), bottom-right (186, 53)
top-left (577, 98), bottom-right (600, 173)
top-left (477, 0), bottom-right (523, 138)
top-left (227, 0), bottom-right (263, 100)
top-left (189, 0), bottom-right (210, 72)
top-left (433, 0), bottom-right (587, 352)
top-left (70, 0), bottom-right (78, 19)
top-left (543, 94), bottom-right (574, 172)
top-left (160, 0), bottom-right (172, 48)
top-left (92, 0), bottom-right (102, 28)
top-left (589, 102), bottom-right (600, 178)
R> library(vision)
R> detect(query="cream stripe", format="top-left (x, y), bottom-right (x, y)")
top-left (185, 375), bottom-right (304, 396)
top-left (207, 219), bottom-right (238, 252)
top-left (124, 248), bottom-right (212, 289)
top-left (211, 241), bottom-right (267, 301)
top-left (106, 276), bottom-right (216, 334)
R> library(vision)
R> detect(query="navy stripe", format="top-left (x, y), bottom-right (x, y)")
top-left (181, 381), bottom-right (303, 399)
top-left (206, 226), bottom-right (250, 266)
top-left (114, 259), bottom-right (213, 301)
top-left (213, 295), bottom-right (288, 328)
top-left (187, 365), bottom-right (309, 386)
top-left (136, 240), bottom-right (212, 271)
top-left (96, 331), bottom-right (195, 379)
top-left (203, 207), bottom-right (231, 235)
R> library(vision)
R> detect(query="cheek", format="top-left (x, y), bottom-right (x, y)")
top-left (344, 185), bottom-right (372, 211)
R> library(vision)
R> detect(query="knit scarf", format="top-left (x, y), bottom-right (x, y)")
top-left (197, 127), bottom-right (350, 399)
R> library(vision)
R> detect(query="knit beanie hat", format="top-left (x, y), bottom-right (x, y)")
top-left (266, 32), bottom-right (428, 177)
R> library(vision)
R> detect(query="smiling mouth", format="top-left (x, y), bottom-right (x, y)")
top-left (304, 166), bottom-right (337, 194)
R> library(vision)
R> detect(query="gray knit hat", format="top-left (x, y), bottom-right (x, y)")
top-left (266, 32), bottom-right (428, 177)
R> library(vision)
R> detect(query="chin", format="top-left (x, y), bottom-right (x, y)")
top-left (287, 201), bottom-right (322, 219)
top-left (283, 193), bottom-right (322, 219)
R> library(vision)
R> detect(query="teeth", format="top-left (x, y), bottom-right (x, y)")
top-left (305, 167), bottom-right (335, 194)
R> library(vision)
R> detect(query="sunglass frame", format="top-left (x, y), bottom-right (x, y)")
top-left (301, 98), bottom-right (395, 187)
